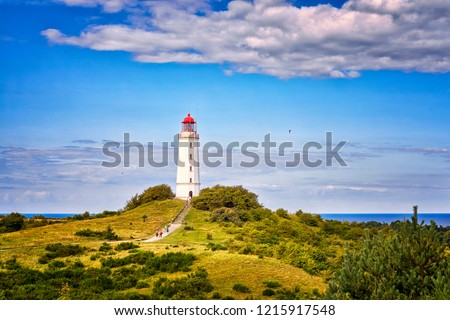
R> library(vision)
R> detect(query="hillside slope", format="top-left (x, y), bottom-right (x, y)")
top-left (0, 199), bottom-right (328, 299)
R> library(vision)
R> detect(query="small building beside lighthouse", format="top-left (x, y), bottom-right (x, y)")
top-left (176, 113), bottom-right (200, 199)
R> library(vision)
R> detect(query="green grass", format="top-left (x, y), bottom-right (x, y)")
top-left (0, 200), bottom-right (183, 268)
top-left (0, 199), bottom-right (327, 299)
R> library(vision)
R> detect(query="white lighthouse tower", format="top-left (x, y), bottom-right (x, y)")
top-left (176, 113), bottom-right (200, 199)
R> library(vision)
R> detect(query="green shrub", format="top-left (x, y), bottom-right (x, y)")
top-left (104, 226), bottom-right (120, 240)
top-left (75, 229), bottom-right (103, 237)
top-left (295, 211), bottom-right (322, 227)
top-left (263, 280), bottom-right (281, 288)
top-left (91, 210), bottom-right (120, 219)
top-left (275, 208), bottom-right (290, 219)
top-left (150, 269), bottom-right (213, 299)
top-left (327, 207), bottom-right (450, 299)
top-left (101, 251), bottom-right (194, 274)
top-left (262, 288), bottom-right (275, 296)
top-left (148, 252), bottom-right (196, 273)
top-left (0, 251), bottom-right (201, 300)
top-left (136, 280), bottom-right (150, 289)
top-left (232, 283), bottom-right (251, 293)
top-left (275, 286), bottom-right (316, 299)
top-left (184, 226), bottom-right (194, 231)
top-left (90, 254), bottom-right (101, 261)
top-left (210, 207), bottom-right (247, 226)
top-left (124, 184), bottom-right (175, 210)
top-left (115, 242), bottom-right (139, 251)
top-left (48, 260), bottom-right (66, 268)
top-left (207, 242), bottom-right (228, 251)
top-left (4, 258), bottom-right (21, 270)
top-left (39, 243), bottom-right (85, 264)
top-left (211, 291), bottom-right (221, 299)
top-left (0, 212), bottom-right (26, 233)
top-left (192, 185), bottom-right (261, 211)
top-left (101, 251), bottom-right (155, 268)
top-left (75, 226), bottom-right (119, 241)
top-left (99, 242), bottom-right (112, 252)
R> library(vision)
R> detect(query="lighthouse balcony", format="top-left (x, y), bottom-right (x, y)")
top-left (179, 132), bottom-right (199, 139)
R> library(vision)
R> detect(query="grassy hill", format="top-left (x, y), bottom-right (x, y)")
top-left (2, 187), bottom-right (448, 300)
top-left (0, 199), bottom-right (332, 299)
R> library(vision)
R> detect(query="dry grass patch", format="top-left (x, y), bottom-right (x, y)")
top-left (197, 251), bottom-right (327, 299)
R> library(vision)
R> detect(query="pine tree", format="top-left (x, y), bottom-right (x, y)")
top-left (327, 206), bottom-right (450, 299)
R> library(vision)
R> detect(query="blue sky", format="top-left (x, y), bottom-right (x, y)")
top-left (1, 0), bottom-right (449, 213)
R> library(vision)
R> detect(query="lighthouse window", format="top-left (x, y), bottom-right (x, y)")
top-left (190, 178), bottom-right (192, 183)
top-left (189, 154), bottom-right (193, 160)
top-left (190, 142), bottom-right (193, 148)
top-left (190, 166), bottom-right (192, 172)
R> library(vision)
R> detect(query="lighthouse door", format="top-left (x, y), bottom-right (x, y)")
top-left (189, 191), bottom-right (193, 198)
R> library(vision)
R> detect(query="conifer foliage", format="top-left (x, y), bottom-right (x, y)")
top-left (327, 206), bottom-right (450, 299)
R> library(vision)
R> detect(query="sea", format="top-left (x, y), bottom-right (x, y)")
top-left (320, 213), bottom-right (450, 227)
top-left (1, 212), bottom-right (450, 227)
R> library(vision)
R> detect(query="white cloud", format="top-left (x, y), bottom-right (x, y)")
top-left (42, 0), bottom-right (450, 78)
top-left (53, 0), bottom-right (133, 13)
top-left (23, 190), bottom-right (50, 200)
top-left (324, 185), bottom-right (388, 193)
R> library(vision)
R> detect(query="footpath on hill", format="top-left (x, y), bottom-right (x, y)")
top-left (141, 201), bottom-right (190, 243)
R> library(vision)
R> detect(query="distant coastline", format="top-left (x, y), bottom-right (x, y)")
top-left (2, 212), bottom-right (450, 227)
top-left (320, 213), bottom-right (450, 227)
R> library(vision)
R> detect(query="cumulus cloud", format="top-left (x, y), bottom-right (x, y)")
top-left (41, 0), bottom-right (450, 78)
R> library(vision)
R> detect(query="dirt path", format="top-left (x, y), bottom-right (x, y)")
top-left (141, 201), bottom-right (190, 243)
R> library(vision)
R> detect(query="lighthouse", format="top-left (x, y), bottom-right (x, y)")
top-left (176, 113), bottom-right (200, 199)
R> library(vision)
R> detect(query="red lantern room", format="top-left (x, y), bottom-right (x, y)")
top-left (181, 113), bottom-right (196, 132)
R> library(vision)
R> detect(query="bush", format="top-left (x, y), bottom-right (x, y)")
top-left (295, 211), bottom-right (322, 227)
top-left (150, 269), bottom-right (213, 299)
top-left (124, 184), bottom-right (175, 210)
top-left (102, 251), bottom-right (156, 268)
top-left (75, 229), bottom-right (102, 237)
top-left (262, 288), bottom-right (275, 296)
top-left (104, 226), bottom-right (120, 240)
top-left (39, 243), bottom-right (85, 264)
top-left (232, 283), bottom-right (251, 293)
top-left (91, 210), bottom-right (121, 219)
top-left (99, 242), bottom-right (112, 252)
top-left (327, 207), bottom-right (450, 299)
top-left (0, 251), bottom-right (202, 300)
top-left (192, 185), bottom-right (261, 211)
top-left (148, 252), bottom-right (196, 273)
top-left (136, 280), bottom-right (150, 289)
top-left (0, 212), bottom-right (26, 233)
top-left (101, 251), bottom-right (195, 273)
top-left (48, 260), bottom-right (66, 268)
top-left (115, 242), bottom-right (139, 251)
top-left (4, 258), bottom-right (21, 270)
top-left (75, 226), bottom-right (119, 241)
top-left (207, 242), bottom-right (228, 251)
top-left (210, 207), bottom-right (246, 227)
top-left (275, 208), bottom-right (290, 219)
top-left (184, 226), bottom-right (194, 231)
top-left (263, 280), bottom-right (281, 288)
